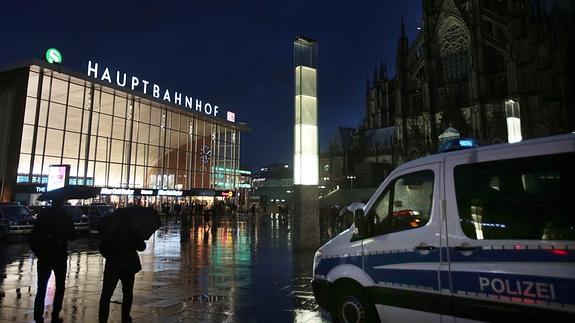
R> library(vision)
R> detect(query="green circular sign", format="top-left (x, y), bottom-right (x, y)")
top-left (45, 48), bottom-right (62, 64)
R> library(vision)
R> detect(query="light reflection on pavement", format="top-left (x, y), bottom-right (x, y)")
top-left (0, 214), bottom-right (331, 322)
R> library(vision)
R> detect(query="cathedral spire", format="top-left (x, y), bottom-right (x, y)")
top-left (400, 16), bottom-right (406, 39)
top-left (366, 77), bottom-right (370, 93)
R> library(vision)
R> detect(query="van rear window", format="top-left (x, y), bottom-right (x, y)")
top-left (454, 152), bottom-right (575, 240)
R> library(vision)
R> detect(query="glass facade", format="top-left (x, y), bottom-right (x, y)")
top-left (17, 65), bottom-right (241, 191)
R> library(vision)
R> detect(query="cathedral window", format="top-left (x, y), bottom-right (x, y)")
top-left (440, 23), bottom-right (471, 82)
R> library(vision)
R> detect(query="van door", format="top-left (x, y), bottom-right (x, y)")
top-left (361, 163), bottom-right (447, 321)
top-left (444, 151), bottom-right (575, 321)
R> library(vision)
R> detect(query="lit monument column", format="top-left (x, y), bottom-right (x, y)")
top-left (293, 36), bottom-right (320, 250)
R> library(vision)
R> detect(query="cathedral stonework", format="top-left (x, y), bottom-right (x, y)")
top-left (364, 0), bottom-right (575, 164)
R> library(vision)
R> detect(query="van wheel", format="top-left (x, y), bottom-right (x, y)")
top-left (331, 285), bottom-right (379, 323)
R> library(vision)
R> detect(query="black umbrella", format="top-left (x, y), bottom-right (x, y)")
top-left (103, 207), bottom-right (161, 240)
top-left (318, 188), bottom-right (376, 208)
top-left (38, 185), bottom-right (100, 202)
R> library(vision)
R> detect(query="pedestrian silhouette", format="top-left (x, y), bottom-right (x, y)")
top-left (28, 198), bottom-right (76, 323)
top-left (180, 206), bottom-right (190, 242)
top-left (98, 214), bottom-right (146, 322)
top-left (203, 207), bottom-right (211, 230)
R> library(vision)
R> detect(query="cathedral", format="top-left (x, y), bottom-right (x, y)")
top-left (323, 0), bottom-right (575, 190)
top-left (364, 0), bottom-right (575, 165)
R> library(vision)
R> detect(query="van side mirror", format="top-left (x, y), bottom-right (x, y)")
top-left (353, 209), bottom-right (367, 237)
top-left (347, 202), bottom-right (365, 214)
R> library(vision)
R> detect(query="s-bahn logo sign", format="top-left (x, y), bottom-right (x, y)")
top-left (46, 48), bottom-right (62, 64)
top-left (87, 60), bottom-right (233, 120)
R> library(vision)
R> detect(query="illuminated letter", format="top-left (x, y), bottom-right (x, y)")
top-left (163, 89), bottom-right (171, 102)
top-left (153, 84), bottom-right (160, 98)
top-left (116, 71), bottom-right (126, 87)
top-left (142, 80), bottom-right (149, 94)
top-left (87, 60), bottom-right (98, 78)
top-left (101, 68), bottom-right (112, 83)
top-left (523, 281), bottom-right (535, 297)
top-left (174, 92), bottom-right (182, 105)
top-left (195, 99), bottom-right (202, 112)
top-left (214, 105), bottom-right (219, 117)
top-left (505, 280), bottom-right (518, 295)
top-left (131, 76), bottom-right (139, 90)
top-left (491, 279), bottom-right (505, 294)
top-left (479, 277), bottom-right (489, 291)
top-left (204, 103), bottom-right (212, 115)
top-left (185, 96), bottom-right (193, 109)
top-left (535, 282), bottom-right (550, 299)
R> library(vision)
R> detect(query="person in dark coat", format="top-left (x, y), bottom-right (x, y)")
top-left (29, 199), bottom-right (76, 323)
top-left (203, 206), bottom-right (211, 230)
top-left (98, 215), bottom-right (146, 322)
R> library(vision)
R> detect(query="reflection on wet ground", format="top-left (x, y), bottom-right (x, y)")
top-left (0, 214), bottom-right (331, 322)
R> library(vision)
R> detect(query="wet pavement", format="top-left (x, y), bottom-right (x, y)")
top-left (0, 214), bottom-right (332, 322)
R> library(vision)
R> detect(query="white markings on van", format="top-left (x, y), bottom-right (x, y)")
top-left (478, 277), bottom-right (556, 300)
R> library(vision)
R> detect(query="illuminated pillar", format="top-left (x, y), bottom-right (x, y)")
top-left (293, 36), bottom-right (320, 250)
top-left (294, 37), bottom-right (318, 185)
top-left (505, 99), bottom-right (522, 143)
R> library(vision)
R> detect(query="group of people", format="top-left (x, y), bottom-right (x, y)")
top-left (29, 199), bottom-right (146, 322)
top-left (165, 200), bottom-right (245, 229)
top-left (183, 201), bottom-right (238, 231)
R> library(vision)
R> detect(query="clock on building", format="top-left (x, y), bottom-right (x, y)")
top-left (200, 145), bottom-right (211, 164)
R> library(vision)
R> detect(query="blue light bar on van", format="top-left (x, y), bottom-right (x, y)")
top-left (459, 139), bottom-right (474, 147)
top-left (439, 137), bottom-right (480, 153)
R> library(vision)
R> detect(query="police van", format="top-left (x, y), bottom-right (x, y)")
top-left (312, 133), bottom-right (575, 322)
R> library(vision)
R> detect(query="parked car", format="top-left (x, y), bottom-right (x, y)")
top-left (63, 205), bottom-right (90, 236)
top-left (0, 202), bottom-right (36, 235)
top-left (81, 203), bottom-right (115, 233)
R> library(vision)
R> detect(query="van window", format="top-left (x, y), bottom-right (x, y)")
top-left (366, 170), bottom-right (434, 237)
top-left (454, 152), bottom-right (575, 240)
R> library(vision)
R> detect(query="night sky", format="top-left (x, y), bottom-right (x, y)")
top-left (1, 1), bottom-right (422, 171)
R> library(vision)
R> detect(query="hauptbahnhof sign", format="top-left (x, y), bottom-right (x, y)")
top-left (86, 60), bottom-right (232, 120)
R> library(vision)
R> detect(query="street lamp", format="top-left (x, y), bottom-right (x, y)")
top-left (346, 175), bottom-right (356, 189)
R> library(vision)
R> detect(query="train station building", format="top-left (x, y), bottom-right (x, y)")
top-left (0, 55), bottom-right (249, 206)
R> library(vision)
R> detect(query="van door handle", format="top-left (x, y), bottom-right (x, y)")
top-left (414, 245), bottom-right (437, 251)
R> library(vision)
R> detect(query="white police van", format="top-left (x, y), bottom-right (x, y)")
top-left (312, 133), bottom-right (575, 322)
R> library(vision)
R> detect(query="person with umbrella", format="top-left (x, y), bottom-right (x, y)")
top-left (28, 197), bottom-right (76, 323)
top-left (98, 207), bottom-right (160, 322)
